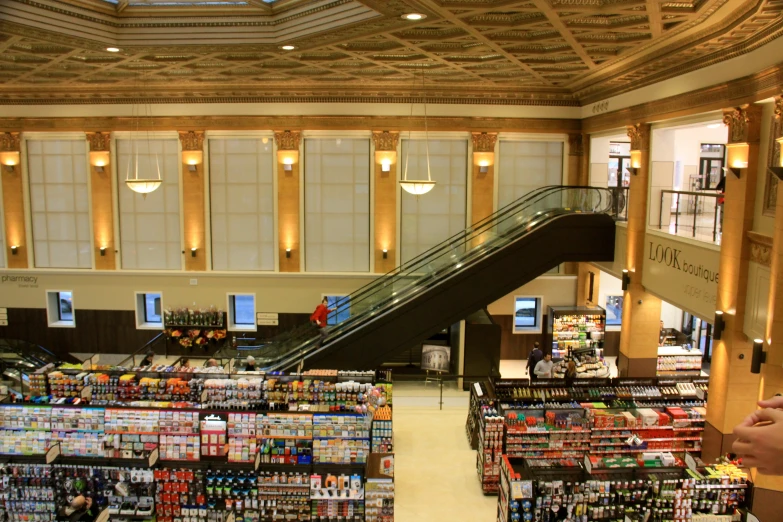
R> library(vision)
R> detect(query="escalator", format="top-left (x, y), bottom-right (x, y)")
top-left (228, 186), bottom-right (621, 371)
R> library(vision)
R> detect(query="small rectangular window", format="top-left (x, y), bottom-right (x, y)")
top-left (135, 292), bottom-right (163, 329)
top-left (145, 293), bottom-right (162, 323)
top-left (58, 292), bottom-right (73, 322)
top-left (324, 295), bottom-right (350, 326)
top-left (513, 296), bottom-right (542, 334)
top-left (228, 293), bottom-right (256, 331)
top-left (46, 290), bottom-right (75, 328)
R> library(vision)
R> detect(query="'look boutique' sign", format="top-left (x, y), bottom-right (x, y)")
top-left (641, 232), bottom-right (720, 321)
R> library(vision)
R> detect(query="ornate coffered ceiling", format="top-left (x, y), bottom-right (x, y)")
top-left (0, 0), bottom-right (780, 105)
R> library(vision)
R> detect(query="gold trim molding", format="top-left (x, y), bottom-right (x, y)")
top-left (568, 134), bottom-right (585, 157)
top-left (471, 132), bottom-right (497, 153)
top-left (748, 231), bottom-right (773, 267)
top-left (178, 130), bottom-right (205, 151)
top-left (371, 131), bottom-right (399, 152)
top-left (627, 124), bottom-right (650, 151)
top-left (0, 132), bottom-right (21, 152)
top-left (274, 130), bottom-right (301, 151)
top-left (723, 105), bottom-right (761, 144)
top-left (85, 131), bottom-right (111, 152)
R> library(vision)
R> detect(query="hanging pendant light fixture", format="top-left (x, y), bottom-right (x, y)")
top-left (400, 69), bottom-right (436, 196)
top-left (125, 73), bottom-right (162, 198)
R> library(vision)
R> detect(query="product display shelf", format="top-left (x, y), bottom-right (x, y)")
top-left (657, 346), bottom-right (704, 376)
top-left (547, 305), bottom-right (606, 357)
top-left (477, 409), bottom-right (503, 494)
top-left (497, 457), bottom-right (751, 522)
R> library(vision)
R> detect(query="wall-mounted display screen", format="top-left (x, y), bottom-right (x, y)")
top-left (606, 295), bottom-right (623, 325)
top-left (514, 296), bottom-right (542, 333)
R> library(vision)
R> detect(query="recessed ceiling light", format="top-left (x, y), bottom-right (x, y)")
top-left (280, 45), bottom-right (296, 51)
top-left (402, 13), bottom-right (426, 20)
top-left (106, 47), bottom-right (120, 53)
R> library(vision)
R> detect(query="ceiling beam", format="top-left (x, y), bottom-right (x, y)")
top-left (528, 0), bottom-right (597, 69)
top-left (6, 49), bottom-right (82, 84)
top-left (414, 0), bottom-right (553, 85)
top-left (647, 0), bottom-right (663, 37)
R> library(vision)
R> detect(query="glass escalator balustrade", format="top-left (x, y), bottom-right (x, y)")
top-left (219, 186), bottom-right (621, 370)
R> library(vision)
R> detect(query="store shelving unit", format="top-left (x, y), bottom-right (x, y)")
top-left (547, 305), bottom-right (606, 360)
top-left (657, 346), bottom-right (703, 376)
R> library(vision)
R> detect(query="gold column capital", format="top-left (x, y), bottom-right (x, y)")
top-left (471, 132), bottom-right (497, 153)
top-left (85, 131), bottom-right (111, 152)
top-left (626, 123), bottom-right (650, 151)
top-left (274, 130), bottom-right (301, 151)
top-left (178, 130), bottom-right (205, 151)
top-left (568, 133), bottom-right (585, 157)
top-left (0, 132), bottom-right (20, 152)
top-left (372, 131), bottom-right (399, 151)
top-left (774, 95), bottom-right (783, 123)
top-left (722, 105), bottom-right (761, 144)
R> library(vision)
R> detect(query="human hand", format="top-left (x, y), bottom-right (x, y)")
top-left (85, 498), bottom-right (92, 509)
top-left (757, 395), bottom-right (783, 409)
top-left (733, 408), bottom-right (783, 475)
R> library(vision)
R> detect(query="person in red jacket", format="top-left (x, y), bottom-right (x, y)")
top-left (310, 297), bottom-right (335, 346)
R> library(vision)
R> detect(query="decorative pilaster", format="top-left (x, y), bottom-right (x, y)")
top-left (86, 132), bottom-right (115, 270)
top-left (372, 131), bottom-right (399, 273)
top-left (617, 123), bottom-right (661, 377)
top-left (470, 132), bottom-right (498, 243)
top-left (275, 130), bottom-right (301, 272)
top-left (179, 130), bottom-right (206, 271)
top-left (703, 104), bottom-right (762, 464)
top-left (0, 132), bottom-right (27, 268)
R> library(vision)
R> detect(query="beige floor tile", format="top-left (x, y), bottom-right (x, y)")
top-left (394, 405), bottom-right (496, 522)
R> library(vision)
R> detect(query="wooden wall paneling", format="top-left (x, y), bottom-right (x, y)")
top-left (493, 314), bottom-right (548, 361)
top-left (1, 162), bottom-right (27, 268)
top-left (372, 131), bottom-right (398, 274)
top-left (180, 131), bottom-right (207, 271)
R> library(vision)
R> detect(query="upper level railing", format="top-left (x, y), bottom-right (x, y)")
top-left (657, 189), bottom-right (722, 244)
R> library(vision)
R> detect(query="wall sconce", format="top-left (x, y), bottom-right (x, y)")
top-left (751, 338), bottom-right (766, 374)
top-left (285, 248), bottom-right (292, 259)
top-left (479, 160), bottom-right (489, 174)
top-left (278, 151), bottom-right (299, 172)
top-left (381, 160), bottom-right (391, 173)
top-left (191, 247), bottom-right (197, 258)
top-left (100, 247), bottom-right (107, 257)
top-left (722, 166), bottom-right (741, 179)
top-left (0, 151), bottom-right (20, 172)
top-left (10, 245), bottom-right (18, 256)
top-left (713, 310), bottom-right (725, 340)
top-left (474, 152), bottom-right (494, 174)
top-left (182, 150), bottom-right (203, 173)
top-left (626, 167), bottom-right (639, 176)
top-left (382, 249), bottom-right (388, 259)
top-left (375, 151), bottom-right (396, 174)
top-left (89, 151), bottom-right (110, 171)
top-left (621, 269), bottom-right (631, 291)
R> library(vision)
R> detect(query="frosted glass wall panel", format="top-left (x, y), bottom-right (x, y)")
top-left (400, 139), bottom-right (467, 263)
top-left (497, 141), bottom-right (563, 208)
top-left (117, 139), bottom-right (182, 270)
top-left (27, 139), bottom-right (91, 268)
top-left (304, 138), bottom-right (370, 272)
top-left (209, 138), bottom-right (275, 271)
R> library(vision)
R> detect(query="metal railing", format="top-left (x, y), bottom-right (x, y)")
top-left (658, 190), bottom-right (722, 243)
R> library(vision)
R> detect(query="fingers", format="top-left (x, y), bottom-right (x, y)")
top-left (732, 440), bottom-right (755, 457)
top-left (751, 408), bottom-right (783, 424)
top-left (734, 412), bottom-right (762, 429)
top-left (758, 396), bottom-right (783, 409)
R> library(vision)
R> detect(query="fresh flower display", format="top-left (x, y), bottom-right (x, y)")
top-left (163, 306), bottom-right (224, 327)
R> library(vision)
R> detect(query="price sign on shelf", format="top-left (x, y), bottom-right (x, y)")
top-left (148, 447), bottom-right (159, 468)
top-left (46, 442), bottom-right (61, 464)
top-left (684, 453), bottom-right (698, 472)
top-left (95, 510), bottom-right (110, 522)
top-left (695, 388), bottom-right (705, 400)
top-left (226, 512), bottom-right (236, 522)
top-left (584, 454), bottom-right (592, 474)
top-left (80, 385), bottom-right (92, 400)
top-left (255, 450), bottom-right (261, 471)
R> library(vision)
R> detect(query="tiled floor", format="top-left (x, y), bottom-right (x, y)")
top-left (393, 383), bottom-right (496, 522)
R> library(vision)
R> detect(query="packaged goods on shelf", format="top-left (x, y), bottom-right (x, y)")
top-left (549, 306), bottom-right (606, 358)
top-left (159, 410), bottom-right (200, 461)
top-left (478, 409), bottom-right (503, 494)
top-left (257, 413), bottom-right (313, 465)
top-left (47, 371), bottom-right (87, 399)
top-left (227, 412), bottom-right (257, 463)
top-left (28, 373), bottom-right (49, 397)
top-left (200, 414), bottom-right (227, 458)
top-left (497, 457), bottom-right (750, 522)
top-left (312, 413), bottom-right (370, 464)
top-left (372, 419), bottom-right (393, 453)
top-left (256, 470), bottom-right (311, 520)
top-left (202, 378), bottom-right (266, 409)
top-left (310, 472), bottom-right (364, 522)
top-left (365, 479), bottom-right (394, 522)
top-left (0, 463), bottom-right (56, 522)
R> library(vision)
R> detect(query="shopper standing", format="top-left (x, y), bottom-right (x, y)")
top-left (534, 354), bottom-right (554, 379)
top-left (139, 350), bottom-right (155, 368)
top-left (310, 297), bottom-right (336, 346)
top-left (527, 342), bottom-right (543, 380)
top-left (565, 360), bottom-right (578, 386)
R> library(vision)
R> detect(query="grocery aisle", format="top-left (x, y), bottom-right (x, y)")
top-left (393, 384), bottom-right (496, 522)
